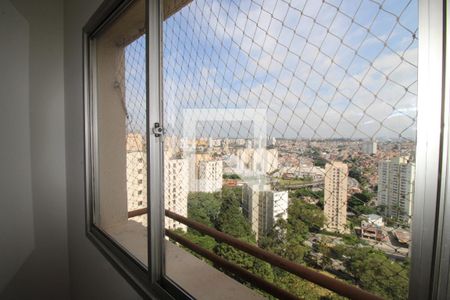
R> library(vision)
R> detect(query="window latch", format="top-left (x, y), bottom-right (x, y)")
top-left (152, 122), bottom-right (165, 137)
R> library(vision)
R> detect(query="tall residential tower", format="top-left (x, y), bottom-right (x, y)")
top-left (377, 157), bottom-right (415, 223)
top-left (324, 162), bottom-right (348, 233)
top-left (242, 183), bottom-right (288, 240)
top-left (164, 158), bottom-right (189, 231)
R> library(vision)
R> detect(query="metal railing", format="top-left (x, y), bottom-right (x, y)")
top-left (165, 229), bottom-right (298, 300)
top-left (128, 208), bottom-right (382, 300)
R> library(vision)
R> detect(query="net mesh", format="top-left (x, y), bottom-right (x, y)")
top-left (122, 0), bottom-right (418, 298)
top-left (117, 36), bottom-right (148, 223)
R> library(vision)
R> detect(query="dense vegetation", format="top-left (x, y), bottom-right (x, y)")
top-left (173, 187), bottom-right (409, 300)
top-left (222, 173), bottom-right (241, 179)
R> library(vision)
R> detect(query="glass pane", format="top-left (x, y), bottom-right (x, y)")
top-left (92, 0), bottom-right (148, 266)
top-left (163, 0), bottom-right (417, 299)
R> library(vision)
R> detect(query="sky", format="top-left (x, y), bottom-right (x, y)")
top-left (125, 0), bottom-right (418, 140)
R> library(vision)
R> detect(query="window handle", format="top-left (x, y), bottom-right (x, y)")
top-left (152, 122), bottom-right (165, 137)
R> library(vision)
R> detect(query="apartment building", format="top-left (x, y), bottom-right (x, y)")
top-left (362, 141), bottom-right (377, 155)
top-left (164, 158), bottom-right (189, 231)
top-left (187, 153), bottom-right (223, 192)
top-left (378, 157), bottom-right (415, 223)
top-left (324, 162), bottom-right (348, 233)
top-left (197, 160), bottom-right (223, 192)
top-left (236, 148), bottom-right (279, 175)
top-left (126, 134), bottom-right (147, 223)
top-left (242, 183), bottom-right (288, 240)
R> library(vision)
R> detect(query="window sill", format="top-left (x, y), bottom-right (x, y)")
top-left (107, 220), bottom-right (264, 299)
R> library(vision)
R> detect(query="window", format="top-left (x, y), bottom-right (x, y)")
top-left (83, 0), bottom-right (448, 299)
top-left (162, 0), bottom-right (418, 299)
top-left (84, 0), bottom-right (148, 266)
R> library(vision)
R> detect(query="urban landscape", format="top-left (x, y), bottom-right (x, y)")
top-left (118, 0), bottom-right (417, 297)
top-left (127, 133), bottom-right (414, 299)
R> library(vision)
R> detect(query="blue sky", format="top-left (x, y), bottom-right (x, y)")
top-left (125, 0), bottom-right (418, 140)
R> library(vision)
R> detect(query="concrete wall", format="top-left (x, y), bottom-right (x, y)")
top-left (0, 0), bottom-right (33, 293)
top-left (64, 0), bottom-right (142, 298)
top-left (0, 0), bottom-right (141, 298)
top-left (96, 24), bottom-right (128, 229)
top-left (0, 0), bottom-right (70, 299)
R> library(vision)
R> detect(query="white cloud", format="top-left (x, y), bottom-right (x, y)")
top-left (162, 0), bottom-right (418, 139)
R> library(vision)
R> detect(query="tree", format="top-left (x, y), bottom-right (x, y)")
top-left (187, 192), bottom-right (222, 228)
top-left (184, 192), bottom-right (223, 252)
top-left (260, 199), bottom-right (321, 264)
top-left (348, 192), bottom-right (376, 215)
top-left (314, 157), bottom-right (328, 168)
top-left (307, 147), bottom-right (329, 168)
top-left (175, 229), bottom-right (217, 252)
top-left (349, 192), bottom-right (370, 205)
top-left (186, 187), bottom-right (276, 283)
top-left (223, 173), bottom-right (241, 179)
top-left (274, 270), bottom-right (344, 300)
top-left (214, 188), bottom-right (260, 269)
top-left (349, 167), bottom-right (363, 183)
top-left (288, 200), bottom-right (325, 232)
top-left (333, 246), bottom-right (409, 300)
top-left (292, 188), bottom-right (317, 199)
top-left (252, 259), bottom-right (274, 282)
top-left (292, 188), bottom-right (324, 209)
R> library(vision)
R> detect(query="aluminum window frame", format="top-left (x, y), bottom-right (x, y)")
top-left (409, 0), bottom-right (447, 299)
top-left (429, 1), bottom-right (450, 299)
top-left (82, 0), bottom-right (184, 298)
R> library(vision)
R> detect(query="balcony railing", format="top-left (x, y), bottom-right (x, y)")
top-left (128, 208), bottom-right (383, 300)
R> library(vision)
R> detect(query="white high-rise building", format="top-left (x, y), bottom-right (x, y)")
top-left (222, 138), bottom-right (230, 153)
top-left (269, 137), bottom-right (276, 146)
top-left (188, 153), bottom-right (223, 192)
top-left (362, 141), bottom-right (377, 155)
top-left (243, 183), bottom-right (267, 240)
top-left (237, 148), bottom-right (279, 175)
top-left (245, 139), bottom-right (253, 149)
top-left (324, 162), bottom-right (348, 233)
top-left (164, 158), bottom-right (189, 231)
top-left (242, 184), bottom-right (288, 240)
top-left (377, 157), bottom-right (415, 223)
top-left (126, 152), bottom-right (146, 210)
top-left (260, 190), bottom-right (288, 236)
top-left (126, 134), bottom-right (147, 225)
top-left (198, 160), bottom-right (223, 192)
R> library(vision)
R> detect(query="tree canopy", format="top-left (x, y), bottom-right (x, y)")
top-left (333, 245), bottom-right (409, 300)
top-left (180, 186), bottom-right (408, 300)
top-left (348, 191), bottom-right (377, 215)
top-left (187, 191), bottom-right (222, 228)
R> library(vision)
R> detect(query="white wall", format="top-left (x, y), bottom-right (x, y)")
top-left (0, 0), bottom-right (33, 293)
top-left (64, 0), bottom-right (142, 298)
top-left (0, 0), bottom-right (70, 298)
top-left (0, 0), bottom-right (157, 297)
